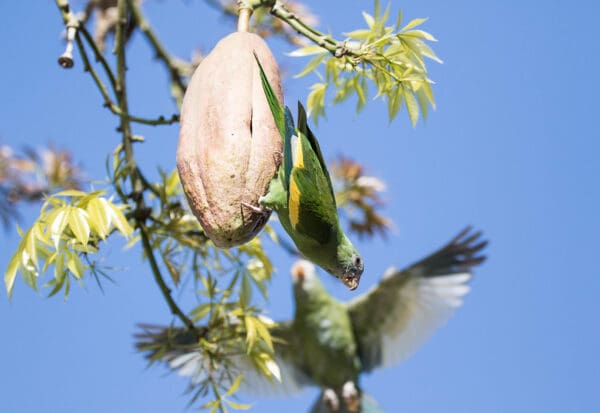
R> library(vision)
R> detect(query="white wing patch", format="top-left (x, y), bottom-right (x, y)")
top-left (379, 272), bottom-right (471, 368)
top-left (167, 350), bottom-right (309, 397)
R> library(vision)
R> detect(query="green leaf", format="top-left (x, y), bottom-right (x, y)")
top-left (191, 303), bottom-right (211, 322)
top-left (5, 253), bottom-right (20, 298)
top-left (401, 17), bottom-right (428, 31)
top-left (107, 203), bottom-right (133, 236)
top-left (307, 82), bottom-right (327, 122)
top-left (395, 9), bottom-right (403, 30)
top-left (402, 29), bottom-right (438, 42)
top-left (288, 45), bottom-right (328, 57)
top-left (423, 81), bottom-right (436, 109)
top-left (165, 170), bottom-right (180, 196)
top-left (362, 11), bottom-right (375, 29)
top-left (24, 227), bottom-right (38, 268)
top-left (245, 316), bottom-right (257, 351)
top-left (21, 264), bottom-right (38, 292)
top-left (402, 85), bottom-right (419, 126)
top-left (240, 274), bottom-right (252, 307)
top-left (295, 53), bottom-right (327, 79)
top-left (387, 87), bottom-right (403, 120)
top-left (254, 318), bottom-right (273, 352)
top-left (224, 375), bottom-right (244, 397)
top-left (416, 87), bottom-right (430, 119)
top-left (354, 76), bottom-right (367, 113)
top-left (345, 29), bottom-right (372, 40)
top-left (68, 207), bottom-right (90, 246)
top-left (86, 197), bottom-right (110, 239)
top-left (402, 37), bottom-right (443, 64)
top-left (53, 189), bottom-right (88, 198)
top-left (163, 254), bottom-right (180, 285)
top-left (54, 253), bottom-right (66, 283)
top-left (226, 400), bottom-right (251, 410)
top-left (65, 250), bottom-right (84, 279)
top-left (48, 207), bottom-right (69, 247)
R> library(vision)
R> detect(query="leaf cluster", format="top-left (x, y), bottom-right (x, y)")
top-left (291, 0), bottom-right (441, 125)
top-left (4, 190), bottom-right (132, 298)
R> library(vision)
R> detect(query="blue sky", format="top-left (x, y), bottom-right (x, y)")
top-left (1, 0), bottom-right (599, 412)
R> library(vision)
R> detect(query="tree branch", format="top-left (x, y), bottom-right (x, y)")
top-left (55, 1), bottom-right (180, 126)
top-left (139, 224), bottom-right (196, 331)
top-left (127, 0), bottom-right (187, 107)
top-left (270, 1), bottom-right (349, 58)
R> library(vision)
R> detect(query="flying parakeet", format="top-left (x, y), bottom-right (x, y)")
top-left (254, 55), bottom-right (363, 290)
top-left (136, 227), bottom-right (487, 413)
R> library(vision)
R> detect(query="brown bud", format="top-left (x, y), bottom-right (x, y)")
top-left (177, 32), bottom-right (283, 248)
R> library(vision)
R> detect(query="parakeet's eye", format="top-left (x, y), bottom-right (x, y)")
top-left (353, 255), bottom-right (362, 267)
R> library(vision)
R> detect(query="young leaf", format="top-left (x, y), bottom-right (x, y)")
top-left (402, 85), bottom-right (419, 126)
top-left (68, 207), bottom-right (90, 246)
top-left (401, 17), bottom-right (428, 32)
top-left (4, 253), bottom-right (20, 298)
top-left (295, 53), bottom-right (327, 79)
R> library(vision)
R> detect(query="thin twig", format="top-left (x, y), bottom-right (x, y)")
top-left (139, 224), bottom-right (196, 330)
top-left (55, 0), bottom-right (179, 126)
top-left (270, 1), bottom-right (344, 55)
top-left (75, 34), bottom-right (179, 126)
top-left (127, 0), bottom-right (187, 107)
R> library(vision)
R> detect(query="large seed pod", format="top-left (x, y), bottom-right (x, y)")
top-left (177, 32), bottom-right (283, 248)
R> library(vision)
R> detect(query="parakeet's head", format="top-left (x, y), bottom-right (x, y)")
top-left (294, 239), bottom-right (364, 291)
top-left (291, 260), bottom-right (321, 293)
top-left (331, 239), bottom-right (364, 291)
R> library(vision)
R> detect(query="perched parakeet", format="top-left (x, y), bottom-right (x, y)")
top-left (254, 55), bottom-right (363, 290)
top-left (136, 228), bottom-right (487, 413)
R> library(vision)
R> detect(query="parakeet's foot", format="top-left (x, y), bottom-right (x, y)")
top-left (240, 202), bottom-right (270, 214)
top-left (322, 388), bottom-right (339, 412)
top-left (240, 202), bottom-right (271, 232)
top-left (342, 382), bottom-right (360, 413)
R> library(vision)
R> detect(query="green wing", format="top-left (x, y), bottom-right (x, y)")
top-left (296, 102), bottom-right (336, 201)
top-left (135, 322), bottom-right (313, 396)
top-left (254, 53), bottom-right (295, 194)
top-left (255, 54), bottom-right (339, 244)
top-left (347, 228), bottom-right (487, 372)
top-left (287, 130), bottom-right (339, 244)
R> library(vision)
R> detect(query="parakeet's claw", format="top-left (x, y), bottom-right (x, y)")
top-left (240, 202), bottom-right (271, 233)
top-left (342, 382), bottom-right (361, 413)
top-left (322, 388), bottom-right (339, 412)
top-left (241, 201), bottom-right (271, 214)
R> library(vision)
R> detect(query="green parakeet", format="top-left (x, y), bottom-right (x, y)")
top-left (254, 55), bottom-right (363, 290)
top-left (136, 227), bottom-right (487, 412)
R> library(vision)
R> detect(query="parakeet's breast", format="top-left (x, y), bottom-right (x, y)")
top-left (295, 300), bottom-right (361, 388)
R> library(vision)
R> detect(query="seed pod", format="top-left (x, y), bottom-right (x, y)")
top-left (177, 32), bottom-right (283, 248)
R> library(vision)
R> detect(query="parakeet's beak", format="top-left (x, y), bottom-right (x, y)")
top-left (342, 274), bottom-right (360, 291)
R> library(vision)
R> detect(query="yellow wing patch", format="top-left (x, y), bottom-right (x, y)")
top-left (291, 135), bottom-right (304, 168)
top-left (288, 135), bottom-right (304, 228)
top-left (289, 175), bottom-right (301, 228)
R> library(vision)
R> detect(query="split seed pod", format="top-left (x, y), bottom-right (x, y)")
top-left (177, 32), bottom-right (283, 248)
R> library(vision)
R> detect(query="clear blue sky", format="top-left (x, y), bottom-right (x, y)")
top-left (1, 1), bottom-right (599, 412)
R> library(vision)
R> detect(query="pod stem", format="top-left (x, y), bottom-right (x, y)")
top-left (237, 7), bottom-right (252, 32)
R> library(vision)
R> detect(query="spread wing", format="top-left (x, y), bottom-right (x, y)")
top-left (347, 227), bottom-right (487, 372)
top-left (135, 322), bottom-right (312, 398)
